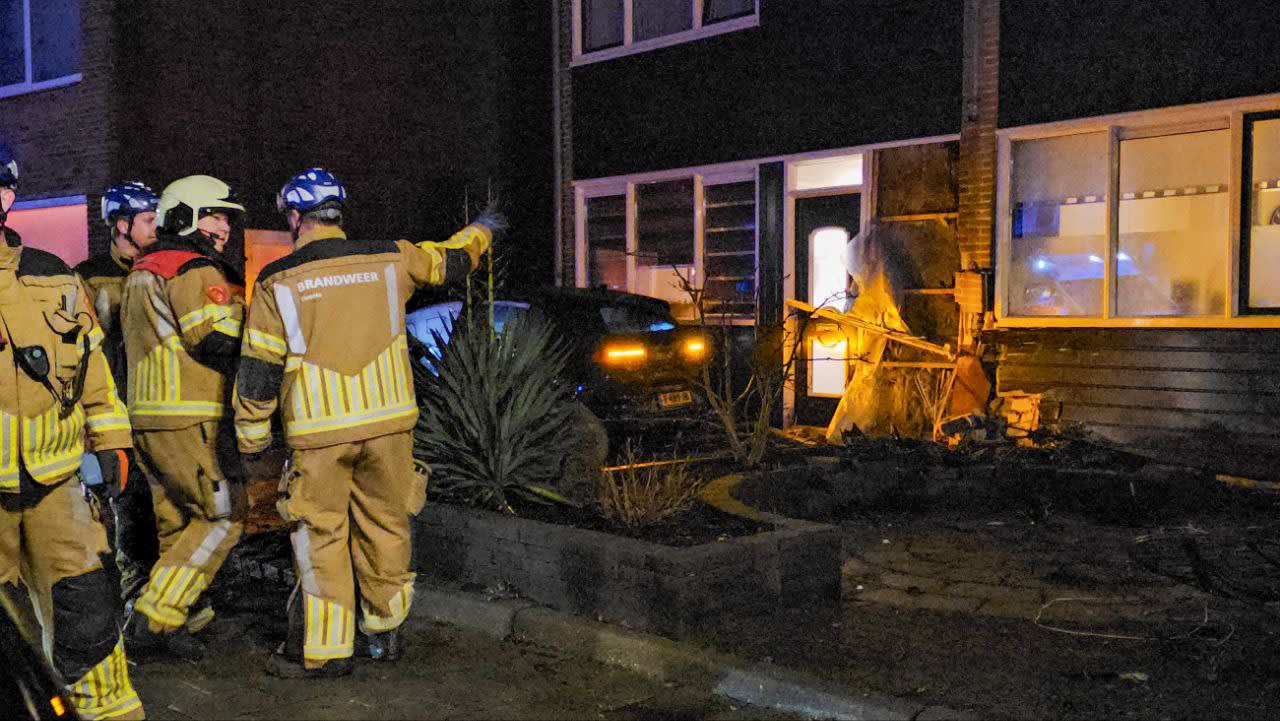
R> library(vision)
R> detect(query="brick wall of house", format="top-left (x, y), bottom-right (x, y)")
top-left (955, 0), bottom-right (999, 342)
top-left (554, 0), bottom-right (575, 287)
top-left (0, 0), bottom-right (116, 256)
top-left (109, 2), bottom-right (554, 287)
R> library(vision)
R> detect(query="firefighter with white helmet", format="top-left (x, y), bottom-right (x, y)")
top-left (235, 167), bottom-right (502, 677)
top-left (0, 142), bottom-right (145, 719)
top-left (120, 174), bottom-right (248, 660)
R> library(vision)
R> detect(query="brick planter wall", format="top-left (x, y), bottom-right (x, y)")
top-left (412, 504), bottom-right (841, 636)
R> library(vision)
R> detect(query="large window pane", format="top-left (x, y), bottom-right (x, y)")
top-left (0, 0), bottom-right (24, 87)
top-left (636, 179), bottom-right (694, 316)
top-left (586, 194), bottom-right (626, 291)
top-left (1246, 118), bottom-right (1280, 309)
top-left (30, 0), bottom-right (78, 82)
top-left (705, 0), bottom-right (755, 24)
top-left (1117, 130), bottom-right (1229, 317)
top-left (1008, 133), bottom-right (1109, 316)
top-left (634, 0), bottom-right (693, 42)
top-left (703, 180), bottom-right (756, 317)
top-left (582, 0), bottom-right (623, 52)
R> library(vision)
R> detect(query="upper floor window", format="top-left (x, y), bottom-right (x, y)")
top-left (573, 0), bottom-right (759, 66)
top-left (0, 0), bottom-right (80, 99)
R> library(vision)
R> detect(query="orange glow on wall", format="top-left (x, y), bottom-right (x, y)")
top-left (5, 202), bottom-right (89, 266)
top-left (244, 229), bottom-right (292, 302)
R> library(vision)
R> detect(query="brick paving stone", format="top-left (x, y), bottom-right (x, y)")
top-left (880, 573), bottom-right (948, 594)
top-left (934, 566), bottom-right (1006, 585)
top-left (946, 582), bottom-right (1044, 606)
top-left (840, 558), bottom-right (878, 579)
top-left (974, 599), bottom-right (1043, 620)
top-left (879, 558), bottom-right (951, 577)
top-left (857, 549), bottom-right (917, 567)
top-left (1033, 599), bottom-right (1122, 626)
top-left (855, 588), bottom-right (983, 614)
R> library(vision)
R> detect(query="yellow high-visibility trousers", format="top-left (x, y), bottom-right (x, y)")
top-left (279, 431), bottom-right (423, 667)
top-left (0, 475), bottom-right (144, 720)
top-left (133, 421), bottom-right (247, 631)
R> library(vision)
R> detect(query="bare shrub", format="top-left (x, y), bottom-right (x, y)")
top-left (597, 445), bottom-right (704, 528)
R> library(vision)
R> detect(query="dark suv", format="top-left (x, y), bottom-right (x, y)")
top-left (406, 287), bottom-right (709, 425)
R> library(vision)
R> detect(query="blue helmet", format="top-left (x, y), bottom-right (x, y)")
top-left (0, 143), bottom-right (18, 189)
top-left (101, 181), bottom-right (160, 225)
top-left (277, 167), bottom-right (346, 215)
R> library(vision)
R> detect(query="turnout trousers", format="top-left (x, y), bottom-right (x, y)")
top-left (280, 431), bottom-right (424, 668)
top-left (132, 421), bottom-right (247, 632)
top-left (0, 474), bottom-right (143, 720)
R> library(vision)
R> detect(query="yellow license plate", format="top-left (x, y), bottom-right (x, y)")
top-left (659, 390), bottom-right (693, 408)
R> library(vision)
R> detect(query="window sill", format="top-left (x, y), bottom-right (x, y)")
top-left (0, 74), bottom-right (83, 100)
top-left (994, 315), bottom-right (1280, 330)
top-left (572, 14), bottom-right (759, 68)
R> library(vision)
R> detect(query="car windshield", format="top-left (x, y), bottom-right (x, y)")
top-left (598, 304), bottom-right (676, 334)
top-left (405, 301), bottom-right (534, 372)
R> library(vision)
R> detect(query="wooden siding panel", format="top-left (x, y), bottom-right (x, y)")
top-left (990, 327), bottom-right (1280, 478)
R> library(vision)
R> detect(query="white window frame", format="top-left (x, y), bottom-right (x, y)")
top-left (996, 92), bottom-right (1280, 329)
top-left (575, 159), bottom-right (759, 325)
top-left (571, 0), bottom-right (759, 67)
top-left (9, 193), bottom-right (86, 211)
top-left (0, 0), bottom-right (82, 100)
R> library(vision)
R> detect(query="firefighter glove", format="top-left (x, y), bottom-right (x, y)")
top-left (95, 449), bottom-right (129, 499)
top-left (473, 200), bottom-right (509, 237)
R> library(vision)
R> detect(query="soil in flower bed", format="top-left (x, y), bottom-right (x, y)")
top-left (511, 500), bottom-right (772, 547)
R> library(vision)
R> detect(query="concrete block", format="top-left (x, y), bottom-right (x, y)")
top-left (411, 587), bottom-right (531, 639)
top-left (715, 664), bottom-right (921, 721)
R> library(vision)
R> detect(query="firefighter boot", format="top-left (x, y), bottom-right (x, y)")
top-left (123, 607), bottom-right (206, 662)
top-left (355, 627), bottom-right (402, 662)
top-left (266, 589), bottom-right (354, 678)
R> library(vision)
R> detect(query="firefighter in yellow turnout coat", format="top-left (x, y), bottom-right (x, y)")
top-left (76, 182), bottom-right (162, 604)
top-left (121, 175), bottom-right (248, 658)
top-left (0, 144), bottom-right (143, 719)
top-left (235, 168), bottom-right (499, 677)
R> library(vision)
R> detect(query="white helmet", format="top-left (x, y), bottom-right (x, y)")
top-left (156, 175), bottom-right (245, 236)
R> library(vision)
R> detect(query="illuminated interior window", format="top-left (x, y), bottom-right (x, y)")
top-left (1008, 132), bottom-right (1109, 317)
top-left (808, 336), bottom-right (847, 396)
top-left (1117, 130), bottom-right (1229, 317)
top-left (809, 226), bottom-right (850, 311)
top-left (5, 198), bottom-right (89, 265)
top-left (1246, 118), bottom-right (1280, 309)
top-left (244, 229), bottom-right (292, 302)
top-left (792, 154), bottom-right (863, 192)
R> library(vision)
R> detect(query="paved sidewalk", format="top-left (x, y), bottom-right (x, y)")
top-left (130, 579), bottom-right (788, 721)
top-left (842, 518), bottom-right (1209, 626)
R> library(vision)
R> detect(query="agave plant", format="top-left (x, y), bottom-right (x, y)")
top-left (410, 310), bottom-right (577, 513)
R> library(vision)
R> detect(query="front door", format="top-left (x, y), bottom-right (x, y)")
top-left (793, 192), bottom-right (860, 427)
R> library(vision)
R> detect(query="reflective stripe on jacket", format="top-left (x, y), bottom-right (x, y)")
top-left (0, 242), bottom-right (132, 489)
top-left (234, 223), bottom-right (490, 452)
top-left (121, 243), bottom-right (244, 430)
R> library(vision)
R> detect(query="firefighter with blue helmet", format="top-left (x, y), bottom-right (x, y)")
top-left (76, 182), bottom-right (162, 605)
top-left (0, 143), bottom-right (145, 718)
top-left (235, 167), bottom-right (501, 677)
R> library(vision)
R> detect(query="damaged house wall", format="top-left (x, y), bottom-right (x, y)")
top-left (836, 141), bottom-right (961, 438)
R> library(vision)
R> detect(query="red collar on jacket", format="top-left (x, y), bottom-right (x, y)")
top-left (132, 249), bottom-right (205, 279)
